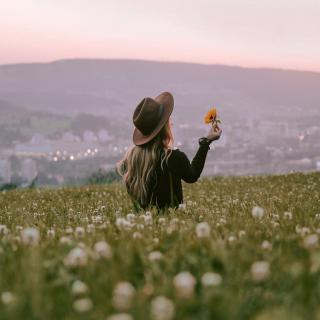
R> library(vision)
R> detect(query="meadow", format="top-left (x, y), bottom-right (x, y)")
top-left (0, 171), bottom-right (319, 320)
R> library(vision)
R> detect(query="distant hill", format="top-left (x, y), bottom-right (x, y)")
top-left (0, 59), bottom-right (319, 122)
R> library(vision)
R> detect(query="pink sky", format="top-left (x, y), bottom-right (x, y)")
top-left (1, 0), bottom-right (319, 72)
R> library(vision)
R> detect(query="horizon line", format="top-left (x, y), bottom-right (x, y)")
top-left (1, 56), bottom-right (320, 75)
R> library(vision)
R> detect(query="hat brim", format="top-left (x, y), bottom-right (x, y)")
top-left (133, 91), bottom-right (174, 146)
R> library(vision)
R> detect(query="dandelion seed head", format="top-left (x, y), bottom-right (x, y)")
top-left (1, 292), bottom-right (15, 305)
top-left (196, 222), bottom-right (211, 239)
top-left (148, 251), bottom-right (163, 262)
top-left (201, 272), bottom-right (222, 287)
top-left (112, 282), bottom-right (136, 310)
top-left (94, 241), bottom-right (112, 259)
top-left (106, 314), bottom-right (133, 320)
top-left (251, 206), bottom-right (265, 219)
top-left (261, 240), bottom-right (272, 251)
top-left (21, 227), bottom-right (40, 246)
top-left (71, 280), bottom-right (89, 295)
top-left (251, 261), bottom-right (270, 282)
top-left (303, 234), bottom-right (318, 249)
top-left (73, 298), bottom-right (93, 313)
top-left (75, 227), bottom-right (85, 238)
top-left (150, 296), bottom-right (175, 320)
top-left (173, 271), bottom-right (196, 299)
top-left (64, 247), bottom-right (88, 267)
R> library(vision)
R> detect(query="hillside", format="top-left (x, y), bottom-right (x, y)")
top-left (0, 172), bottom-right (320, 319)
top-left (0, 59), bottom-right (319, 122)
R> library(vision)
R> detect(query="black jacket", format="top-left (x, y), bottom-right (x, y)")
top-left (136, 142), bottom-right (211, 212)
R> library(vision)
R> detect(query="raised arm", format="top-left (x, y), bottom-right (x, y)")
top-left (169, 144), bottom-right (211, 183)
top-left (168, 124), bottom-right (222, 183)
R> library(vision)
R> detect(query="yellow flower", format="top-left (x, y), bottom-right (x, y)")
top-left (204, 108), bottom-right (217, 124)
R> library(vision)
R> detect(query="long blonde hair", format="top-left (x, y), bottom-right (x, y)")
top-left (116, 119), bottom-right (174, 209)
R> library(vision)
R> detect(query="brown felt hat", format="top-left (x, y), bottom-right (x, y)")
top-left (132, 91), bottom-right (174, 146)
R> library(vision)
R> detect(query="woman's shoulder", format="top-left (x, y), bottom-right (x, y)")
top-left (169, 147), bottom-right (185, 156)
top-left (167, 147), bottom-right (189, 165)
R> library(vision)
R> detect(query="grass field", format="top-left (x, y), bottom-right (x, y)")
top-left (0, 172), bottom-right (320, 320)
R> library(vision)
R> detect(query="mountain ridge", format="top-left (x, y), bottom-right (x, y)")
top-left (0, 58), bottom-right (319, 120)
top-left (1, 58), bottom-right (320, 75)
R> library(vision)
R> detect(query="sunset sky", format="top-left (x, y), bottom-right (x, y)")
top-left (1, 0), bottom-right (319, 71)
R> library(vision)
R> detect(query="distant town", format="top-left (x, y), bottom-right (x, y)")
top-left (1, 112), bottom-right (319, 187)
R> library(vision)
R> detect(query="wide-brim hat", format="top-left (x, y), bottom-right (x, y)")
top-left (132, 91), bottom-right (174, 146)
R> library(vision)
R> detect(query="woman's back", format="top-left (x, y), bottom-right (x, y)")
top-left (147, 143), bottom-right (211, 211)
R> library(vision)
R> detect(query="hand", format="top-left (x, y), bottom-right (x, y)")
top-left (206, 123), bottom-right (222, 141)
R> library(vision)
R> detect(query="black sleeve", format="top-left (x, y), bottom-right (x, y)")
top-left (168, 144), bottom-right (211, 183)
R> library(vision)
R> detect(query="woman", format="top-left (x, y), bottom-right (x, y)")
top-left (116, 91), bottom-right (222, 213)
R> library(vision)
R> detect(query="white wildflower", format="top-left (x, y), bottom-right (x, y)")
top-left (132, 232), bottom-right (142, 239)
top-left (261, 240), bottom-right (272, 251)
top-left (201, 272), bottom-right (222, 287)
top-left (178, 203), bottom-right (186, 210)
top-left (75, 227), bottom-right (85, 238)
top-left (303, 234), bottom-right (318, 249)
top-left (283, 211), bottom-right (293, 220)
top-left (0, 224), bottom-right (8, 235)
top-left (116, 218), bottom-right (132, 230)
top-left (251, 206), bottom-right (265, 219)
top-left (60, 236), bottom-right (72, 245)
top-left (148, 251), bottom-right (163, 262)
top-left (112, 282), bottom-right (136, 310)
top-left (92, 215), bottom-right (103, 224)
top-left (94, 241), bottom-right (112, 259)
top-left (158, 217), bottom-right (166, 225)
top-left (71, 280), bottom-right (89, 295)
top-left (106, 314), bottom-right (133, 320)
top-left (144, 215), bottom-right (153, 226)
top-left (195, 222), bottom-right (211, 239)
top-left (173, 271), bottom-right (196, 299)
top-left (238, 230), bottom-right (246, 238)
top-left (65, 227), bottom-right (73, 235)
top-left (47, 229), bottom-right (55, 238)
top-left (228, 235), bottom-right (237, 244)
top-left (64, 247), bottom-right (88, 267)
top-left (250, 261), bottom-right (270, 282)
top-left (21, 227), bottom-right (40, 246)
top-left (1, 292), bottom-right (15, 305)
top-left (126, 213), bottom-right (136, 222)
top-left (150, 296), bottom-right (175, 320)
top-left (73, 298), bottom-right (93, 313)
top-left (301, 227), bottom-right (311, 236)
top-left (297, 226), bottom-right (310, 236)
